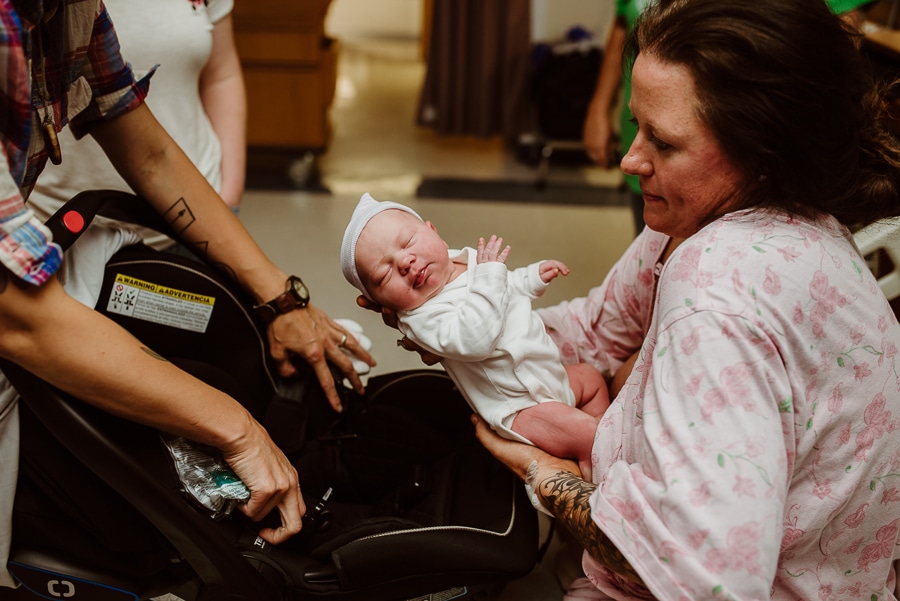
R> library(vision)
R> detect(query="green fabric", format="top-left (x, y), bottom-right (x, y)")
top-left (616, 0), bottom-right (648, 194)
top-left (615, 0), bottom-right (867, 195)
top-left (826, 0), bottom-right (872, 13)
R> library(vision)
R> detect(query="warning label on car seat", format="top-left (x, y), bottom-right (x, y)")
top-left (106, 273), bottom-right (215, 333)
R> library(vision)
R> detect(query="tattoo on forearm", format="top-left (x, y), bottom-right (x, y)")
top-left (540, 471), bottom-right (645, 586)
top-left (189, 240), bottom-right (210, 260)
top-left (161, 197), bottom-right (236, 280)
top-left (141, 347), bottom-right (168, 361)
top-left (164, 197), bottom-right (196, 234)
top-left (211, 262), bottom-right (238, 283)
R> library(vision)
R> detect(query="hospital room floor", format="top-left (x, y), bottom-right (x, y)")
top-left (235, 38), bottom-right (635, 601)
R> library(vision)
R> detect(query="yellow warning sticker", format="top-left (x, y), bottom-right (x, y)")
top-left (106, 274), bottom-right (215, 333)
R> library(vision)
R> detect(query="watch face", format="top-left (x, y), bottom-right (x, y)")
top-left (289, 276), bottom-right (310, 303)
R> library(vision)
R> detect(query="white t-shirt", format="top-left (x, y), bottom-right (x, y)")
top-left (28, 0), bottom-right (233, 248)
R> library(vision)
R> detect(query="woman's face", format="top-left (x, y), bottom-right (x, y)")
top-left (621, 54), bottom-right (745, 239)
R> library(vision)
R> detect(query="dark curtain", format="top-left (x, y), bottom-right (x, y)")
top-left (416, 0), bottom-right (532, 142)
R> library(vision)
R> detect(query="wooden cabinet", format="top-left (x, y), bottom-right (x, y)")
top-left (233, 0), bottom-right (337, 150)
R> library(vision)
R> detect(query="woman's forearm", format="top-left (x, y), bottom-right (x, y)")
top-left (536, 471), bottom-right (642, 584)
top-left (90, 104), bottom-right (286, 303)
top-left (200, 14), bottom-right (247, 209)
top-left (472, 415), bottom-right (645, 586)
top-left (0, 272), bottom-right (254, 449)
top-left (537, 469), bottom-right (645, 585)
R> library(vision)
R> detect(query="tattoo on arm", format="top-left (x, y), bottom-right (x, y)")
top-left (140, 347), bottom-right (168, 361)
top-left (188, 240), bottom-right (210, 261)
top-left (161, 197), bottom-right (237, 281)
top-left (164, 197), bottom-right (196, 235)
top-left (540, 471), bottom-right (646, 586)
top-left (211, 262), bottom-right (238, 283)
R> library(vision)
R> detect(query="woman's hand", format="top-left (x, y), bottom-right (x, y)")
top-left (266, 303), bottom-right (375, 412)
top-left (472, 415), bottom-right (645, 586)
top-left (583, 102), bottom-right (618, 168)
top-left (221, 418), bottom-right (306, 545)
top-left (471, 414), bottom-right (580, 484)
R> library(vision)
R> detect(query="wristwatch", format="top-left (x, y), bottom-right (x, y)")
top-left (253, 275), bottom-right (310, 324)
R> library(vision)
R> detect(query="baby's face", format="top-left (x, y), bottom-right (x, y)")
top-left (355, 210), bottom-right (454, 311)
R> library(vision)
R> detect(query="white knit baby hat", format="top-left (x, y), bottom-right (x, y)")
top-left (340, 192), bottom-right (422, 299)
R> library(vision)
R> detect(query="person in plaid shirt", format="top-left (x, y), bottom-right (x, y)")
top-left (0, 0), bottom-right (374, 586)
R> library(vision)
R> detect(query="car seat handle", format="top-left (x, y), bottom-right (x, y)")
top-left (44, 189), bottom-right (176, 252)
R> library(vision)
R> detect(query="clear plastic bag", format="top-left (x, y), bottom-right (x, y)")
top-left (162, 434), bottom-right (250, 520)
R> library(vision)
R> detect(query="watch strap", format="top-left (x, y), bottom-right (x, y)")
top-left (253, 277), bottom-right (309, 324)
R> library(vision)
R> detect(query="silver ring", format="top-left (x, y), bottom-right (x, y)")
top-left (338, 333), bottom-right (348, 348)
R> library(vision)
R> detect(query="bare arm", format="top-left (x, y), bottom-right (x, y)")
top-left (199, 14), bottom-right (247, 209)
top-left (583, 18), bottom-right (627, 167)
top-left (89, 104), bottom-right (374, 411)
top-left (0, 269), bottom-right (303, 543)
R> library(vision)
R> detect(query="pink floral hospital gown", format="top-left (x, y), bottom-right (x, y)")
top-left (537, 209), bottom-right (900, 600)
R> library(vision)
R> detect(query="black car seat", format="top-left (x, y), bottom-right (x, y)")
top-left (0, 191), bottom-right (539, 601)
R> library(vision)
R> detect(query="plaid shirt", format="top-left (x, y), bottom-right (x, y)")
top-left (0, 0), bottom-right (151, 285)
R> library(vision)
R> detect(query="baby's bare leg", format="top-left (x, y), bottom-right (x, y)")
top-left (566, 363), bottom-right (610, 417)
top-left (510, 403), bottom-right (598, 479)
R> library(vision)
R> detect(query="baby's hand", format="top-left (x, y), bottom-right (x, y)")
top-left (539, 260), bottom-right (570, 283)
top-left (477, 235), bottom-right (511, 265)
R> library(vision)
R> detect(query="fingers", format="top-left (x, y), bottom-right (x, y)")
top-left (356, 295), bottom-right (381, 313)
top-left (356, 295), bottom-right (399, 330)
top-left (228, 429), bottom-right (305, 544)
top-left (330, 325), bottom-right (375, 378)
top-left (470, 414), bottom-right (547, 482)
top-left (419, 350), bottom-right (442, 366)
top-left (380, 307), bottom-right (399, 330)
top-left (315, 325), bottom-right (373, 408)
top-left (268, 305), bottom-right (376, 411)
top-left (476, 235), bottom-right (511, 264)
top-left (256, 485), bottom-right (306, 545)
top-left (396, 335), bottom-right (442, 366)
top-left (312, 355), bottom-right (348, 412)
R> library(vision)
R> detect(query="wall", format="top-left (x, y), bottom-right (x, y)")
top-left (325, 0), bottom-right (614, 44)
top-left (531, 0), bottom-right (613, 43)
top-left (325, 0), bottom-right (422, 40)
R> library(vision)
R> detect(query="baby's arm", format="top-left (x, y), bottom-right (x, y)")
top-left (539, 260), bottom-right (570, 284)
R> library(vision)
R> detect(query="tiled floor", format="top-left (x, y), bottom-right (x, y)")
top-left (236, 38), bottom-right (636, 601)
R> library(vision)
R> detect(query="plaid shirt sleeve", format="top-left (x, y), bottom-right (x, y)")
top-left (0, 1), bottom-right (151, 285)
top-left (68, 3), bottom-right (153, 139)
top-left (0, 158), bottom-right (62, 286)
top-left (0, 2), bottom-right (61, 285)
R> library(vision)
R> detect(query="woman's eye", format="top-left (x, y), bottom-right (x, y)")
top-left (650, 136), bottom-right (672, 151)
top-left (629, 117), bottom-right (672, 152)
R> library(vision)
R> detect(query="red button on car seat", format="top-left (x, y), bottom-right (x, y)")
top-left (62, 211), bottom-right (85, 234)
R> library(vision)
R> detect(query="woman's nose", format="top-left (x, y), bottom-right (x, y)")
top-left (620, 142), bottom-right (651, 177)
